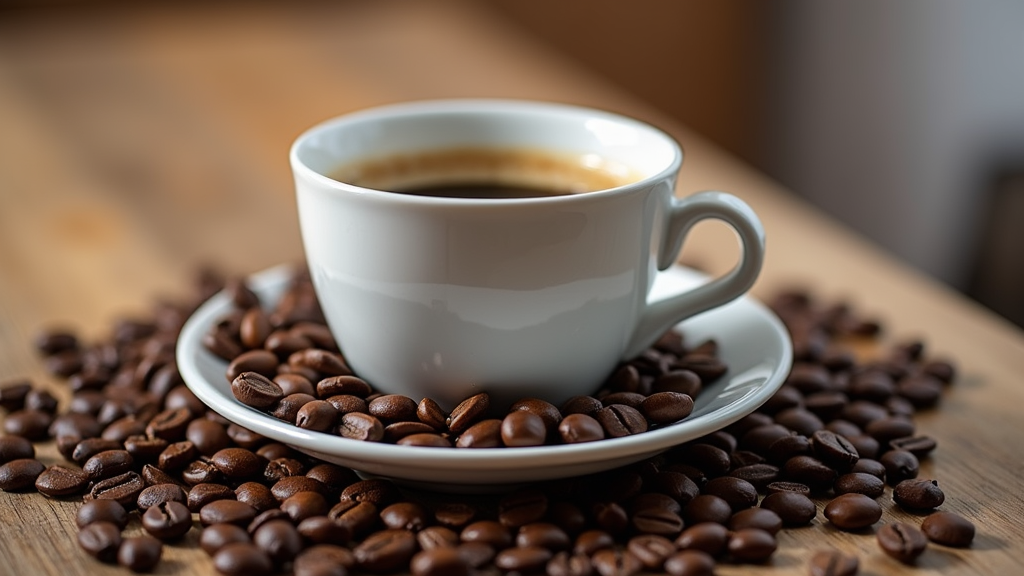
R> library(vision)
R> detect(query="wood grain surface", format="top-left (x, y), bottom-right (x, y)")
top-left (2, 1), bottom-right (1023, 575)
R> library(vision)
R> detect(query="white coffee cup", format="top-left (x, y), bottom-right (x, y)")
top-left (290, 99), bottom-right (765, 410)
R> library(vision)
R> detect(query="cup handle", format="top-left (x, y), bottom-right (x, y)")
top-left (622, 190), bottom-right (766, 359)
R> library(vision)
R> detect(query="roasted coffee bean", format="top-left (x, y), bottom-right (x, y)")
top-left (281, 491), bottom-right (329, 523)
top-left (729, 507), bottom-right (783, 535)
top-left (158, 441), bottom-right (198, 471)
top-left (123, 434), bottom-right (169, 462)
top-left (703, 476), bottom-right (758, 511)
top-left (653, 370), bottom-right (703, 397)
top-left (297, 515), bottom-right (350, 545)
top-left (379, 501), bottom-right (428, 532)
top-left (77, 521), bottom-right (122, 563)
top-left (455, 419), bottom-right (503, 448)
top-left (273, 475), bottom-right (328, 500)
top-left (728, 463), bottom-right (781, 491)
top-left (632, 505), bottom-right (686, 536)
top-left (416, 525), bottom-right (459, 550)
top-left (888, 435), bottom-right (937, 458)
top-left (397, 432), bottom-right (451, 447)
top-left (810, 429), bottom-right (860, 470)
top-left (573, 529), bottom-right (614, 556)
top-left (501, 410), bottom-right (547, 447)
top-left (231, 372), bottom-right (284, 409)
top-left (383, 421), bottom-right (436, 442)
top-left (600, 391), bottom-right (646, 409)
top-left (864, 416), bottom-right (915, 446)
top-left (674, 353), bottom-right (727, 382)
top-left (591, 547), bottom-right (643, 576)
top-left (200, 499), bottom-right (259, 527)
top-left (247, 509), bottom-right (291, 535)
top-left (338, 412), bottom-right (384, 442)
top-left (546, 551), bottom-right (593, 576)
top-left (783, 455), bottom-right (838, 492)
top-left (273, 373), bottom-right (316, 397)
top-left (561, 395), bottom-right (604, 417)
top-left (368, 394), bottom-right (418, 423)
top-left (270, 393), bottom-right (316, 423)
top-left (83, 449), bottom-right (134, 480)
top-left (414, 397), bottom-right (447, 430)
top-left (447, 393), bottom-right (490, 434)
top-left (774, 407), bottom-right (825, 437)
top-left (143, 501), bottom-right (193, 540)
top-left (304, 463), bottom-right (355, 495)
top-left (253, 519), bottom-right (303, 565)
top-left (0, 380), bottom-right (33, 411)
top-left (255, 442), bottom-right (296, 462)
top-left (340, 478), bottom-right (398, 507)
top-left (494, 545), bottom-right (553, 572)
top-left (410, 547), bottom-right (471, 576)
top-left (558, 413), bottom-right (605, 444)
top-left (461, 520), bottom-right (513, 548)
top-left (232, 482), bottom-right (275, 513)
top-left (834, 472), bottom-right (885, 498)
top-left (646, 470), bottom-right (700, 506)
top-left (329, 500), bottom-right (379, 536)
top-left (880, 449), bottom-right (920, 485)
top-left (145, 407), bottom-right (192, 441)
top-left (200, 523), bottom-right (251, 555)
top-left (354, 528), bottom-right (418, 573)
top-left (594, 404), bottom-right (648, 437)
top-left (896, 374), bottom-right (943, 408)
top-left (893, 478), bottom-right (945, 511)
top-left (767, 433), bottom-right (812, 464)
top-left (118, 534), bottom-right (164, 572)
top-left (33, 464), bottom-right (89, 497)
top-left (180, 458), bottom-right (224, 486)
top-left (433, 502), bottom-right (477, 529)
top-left (225, 423), bottom-right (267, 449)
top-left (24, 388), bottom-right (58, 414)
top-left (3, 409), bottom-right (52, 441)
top-left (509, 398), bottom-right (561, 433)
top-left (591, 501), bottom-right (629, 535)
top-left (630, 492), bottom-right (682, 516)
top-left (681, 495), bottom-right (732, 526)
top-left (77, 499), bottom-right (129, 529)
top-left (498, 490), bottom-right (547, 528)
top-left (740, 423), bottom-right (792, 456)
top-left (212, 447), bottom-right (267, 479)
top-left (139, 464), bottom-right (179, 489)
top-left (317, 375), bottom-right (372, 398)
top-left (294, 544), bottom-right (356, 576)
top-left (136, 483), bottom-right (188, 511)
top-left (625, 534), bottom-right (676, 570)
top-left (264, 457), bottom-right (306, 483)
top-left (212, 542), bottom-right (273, 576)
top-left (674, 443), bottom-right (732, 477)
top-left (850, 458), bottom-right (887, 480)
top-left (765, 480), bottom-right (811, 496)
top-left (0, 435), bottom-right (35, 465)
top-left (808, 550), bottom-right (859, 576)
top-left (664, 549), bottom-right (716, 576)
top-left (877, 521), bottom-right (928, 564)
top-left (824, 493), bottom-right (883, 531)
top-left (785, 362), bottom-right (831, 394)
top-left (87, 471), bottom-right (146, 506)
top-left (921, 510), bottom-right (975, 547)
top-left (187, 483), bottom-right (234, 512)
top-left (727, 527), bottom-right (777, 563)
top-left (289, 349), bottom-right (350, 377)
top-left (759, 490), bottom-right (817, 526)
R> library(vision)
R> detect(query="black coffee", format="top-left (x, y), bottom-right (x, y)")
top-left (329, 147), bottom-right (637, 199)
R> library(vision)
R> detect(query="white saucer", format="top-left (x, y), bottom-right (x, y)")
top-left (177, 265), bottom-right (792, 490)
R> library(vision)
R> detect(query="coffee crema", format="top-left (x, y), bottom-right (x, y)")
top-left (328, 147), bottom-right (640, 199)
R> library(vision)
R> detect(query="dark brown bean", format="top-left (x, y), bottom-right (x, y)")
top-left (294, 544), bottom-right (356, 576)
top-left (447, 393), bottom-right (490, 434)
top-left (495, 545), bottom-right (553, 573)
top-left (893, 478), bottom-right (945, 511)
top-left (212, 542), bottom-right (273, 576)
top-left (558, 413), bottom-right (605, 444)
top-left (823, 493), bottom-right (883, 531)
top-left (230, 372), bottom-right (284, 409)
top-left (83, 449), bottom-right (134, 481)
top-left (703, 476), bottom-right (758, 511)
top-left (727, 527), bottom-right (777, 563)
top-left (501, 411), bottom-right (547, 447)
top-left (880, 449), bottom-right (920, 486)
top-left (77, 521), bottom-right (122, 563)
top-left (664, 549), bottom-right (716, 576)
top-left (188, 482), bottom-right (236, 512)
top-left (759, 491), bottom-right (817, 526)
top-left (461, 520), bottom-right (512, 548)
top-left (681, 495), bottom-right (732, 527)
top-left (253, 519), bottom-right (303, 565)
top-left (281, 491), bottom-right (329, 523)
top-left (77, 499), bottom-right (129, 529)
top-left (410, 547), bottom-right (471, 576)
top-left (117, 535), bottom-right (163, 572)
top-left (34, 464), bottom-right (90, 497)
top-left (877, 521), bottom-right (928, 564)
top-left (338, 412), bottom-right (384, 442)
top-left (921, 510), bottom-right (975, 547)
top-left (834, 472), bottom-right (885, 498)
top-left (142, 501), bottom-right (194, 540)
top-left (354, 529), bottom-right (418, 573)
top-left (212, 447), bottom-right (266, 479)
top-left (200, 499), bottom-right (258, 527)
top-left (808, 550), bottom-right (860, 576)
top-left (594, 404), bottom-right (648, 437)
top-left (498, 490), bottom-right (547, 528)
top-left (136, 483), bottom-right (188, 511)
top-left (591, 548), bottom-right (643, 576)
top-left (87, 471), bottom-right (146, 507)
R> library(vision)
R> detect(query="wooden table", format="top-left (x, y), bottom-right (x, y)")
top-left (1, 1), bottom-right (1022, 574)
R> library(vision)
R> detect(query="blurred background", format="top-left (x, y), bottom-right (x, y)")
top-left (2, 0), bottom-right (1022, 327)
top-left (489, 0), bottom-right (1024, 328)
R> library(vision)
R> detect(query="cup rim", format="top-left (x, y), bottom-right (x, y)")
top-left (289, 98), bottom-right (683, 205)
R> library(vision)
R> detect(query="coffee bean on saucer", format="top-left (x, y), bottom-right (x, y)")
top-left (230, 372), bottom-right (284, 410)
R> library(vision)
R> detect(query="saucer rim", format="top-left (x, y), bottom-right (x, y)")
top-left (176, 264), bottom-right (792, 482)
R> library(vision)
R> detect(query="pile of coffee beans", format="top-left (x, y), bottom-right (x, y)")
top-left (0, 265), bottom-right (977, 575)
top-left (207, 272), bottom-right (709, 448)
